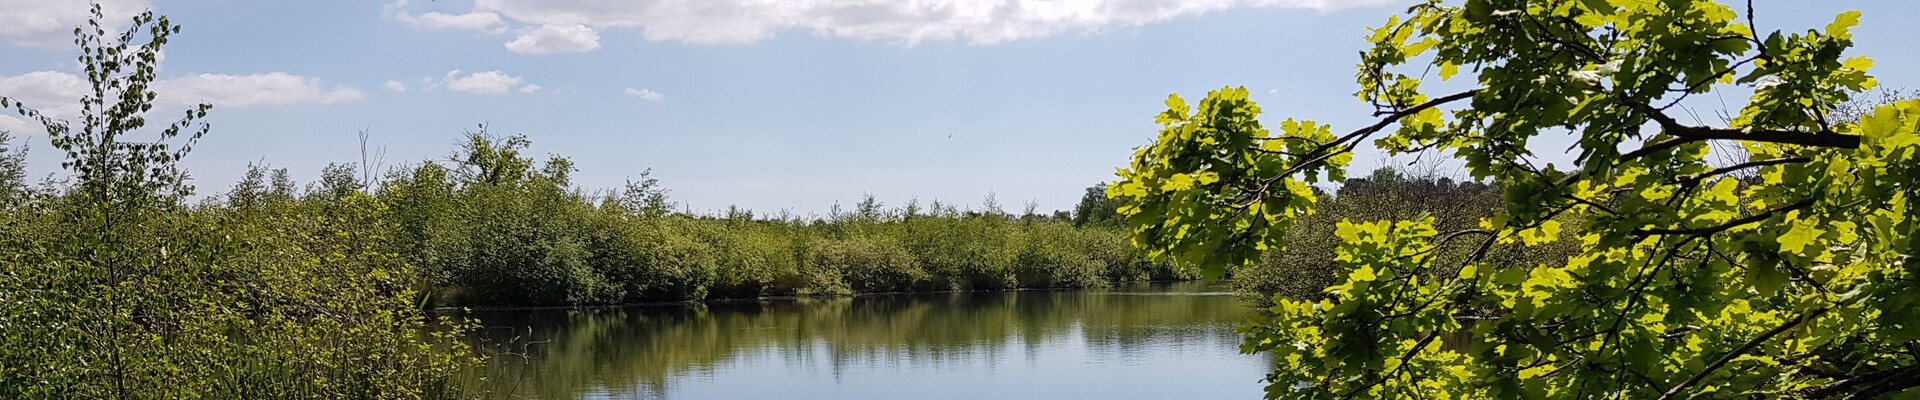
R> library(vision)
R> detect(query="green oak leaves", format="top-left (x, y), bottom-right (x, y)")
top-left (1110, 88), bottom-right (1347, 279)
top-left (1113, 0), bottom-right (1919, 398)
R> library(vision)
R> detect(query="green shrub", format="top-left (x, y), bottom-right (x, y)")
top-left (1011, 224), bottom-right (1107, 288)
top-left (706, 224), bottom-right (803, 298)
top-left (807, 235), bottom-right (925, 293)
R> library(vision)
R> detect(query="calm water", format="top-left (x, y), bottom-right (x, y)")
top-left (458, 281), bottom-right (1270, 400)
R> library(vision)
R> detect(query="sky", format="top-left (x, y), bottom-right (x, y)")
top-left (0, 0), bottom-right (1915, 216)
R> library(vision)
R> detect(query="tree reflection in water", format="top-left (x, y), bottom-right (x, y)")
top-left (451, 281), bottom-right (1267, 400)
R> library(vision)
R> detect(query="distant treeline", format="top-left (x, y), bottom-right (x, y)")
top-left (5, 129), bottom-right (1187, 308)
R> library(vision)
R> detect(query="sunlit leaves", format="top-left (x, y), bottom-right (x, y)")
top-left (1246, 218), bottom-right (1470, 399)
top-left (1826, 10), bottom-right (1862, 39)
top-left (1112, 87), bottom-right (1347, 279)
top-left (1777, 216), bottom-right (1824, 255)
top-left (1516, 220), bottom-right (1561, 246)
top-left (1113, 0), bottom-right (1920, 398)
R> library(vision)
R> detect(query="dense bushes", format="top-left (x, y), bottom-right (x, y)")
top-left (1, 187), bottom-right (475, 399)
top-left (314, 131), bottom-right (1187, 307)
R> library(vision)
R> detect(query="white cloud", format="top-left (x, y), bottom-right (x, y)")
top-left (624, 87), bottom-right (665, 102)
top-left (437, 0), bottom-right (1399, 46)
top-left (0, 116), bottom-right (31, 134)
top-left (505, 24), bottom-right (601, 54)
top-left (518, 84), bottom-right (543, 93)
top-left (442, 70), bottom-right (525, 94)
top-left (382, 80), bottom-right (408, 92)
top-left (0, 70), bottom-right (362, 134)
top-left (0, 0), bottom-right (149, 48)
top-left (155, 73), bottom-right (365, 107)
top-left (0, 71), bottom-right (88, 125)
top-left (385, 0), bottom-right (504, 32)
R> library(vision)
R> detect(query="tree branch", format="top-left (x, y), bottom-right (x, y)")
top-left (1342, 332), bottom-right (1441, 400)
top-left (1233, 90), bottom-right (1481, 209)
top-left (1669, 126), bottom-right (1860, 149)
top-left (1631, 197), bottom-right (1814, 237)
top-left (1656, 307), bottom-right (1830, 400)
top-left (1804, 365), bottom-right (1920, 399)
top-left (1673, 157), bottom-right (1812, 185)
top-left (1278, 90), bottom-right (1479, 178)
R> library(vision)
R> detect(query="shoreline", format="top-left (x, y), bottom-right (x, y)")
top-left (435, 279), bottom-right (1220, 313)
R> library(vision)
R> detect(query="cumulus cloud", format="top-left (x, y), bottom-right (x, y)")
top-left (0, 0), bottom-right (149, 48)
top-left (0, 116), bottom-right (31, 134)
top-left (0, 71), bottom-right (87, 134)
top-left (0, 70), bottom-right (362, 134)
top-left (505, 24), bottom-right (601, 54)
top-left (155, 73), bottom-right (365, 107)
top-left (442, 70), bottom-right (526, 94)
top-left (624, 87), bottom-right (665, 102)
top-left (384, 0), bottom-right (504, 32)
top-left (0, 71), bottom-right (88, 121)
top-left (409, 0), bottom-right (1397, 46)
top-left (382, 80), bottom-right (408, 92)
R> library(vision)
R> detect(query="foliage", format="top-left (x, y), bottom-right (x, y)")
top-left (0, 132), bottom-right (26, 206)
top-left (1231, 167), bottom-right (1580, 306)
top-left (0, 6), bottom-right (473, 399)
top-left (1112, 0), bottom-right (1920, 398)
top-left (371, 134), bottom-right (1182, 306)
top-left (1072, 182), bottom-right (1123, 227)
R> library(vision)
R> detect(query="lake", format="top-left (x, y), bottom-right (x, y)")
top-left (456, 281), bottom-right (1271, 399)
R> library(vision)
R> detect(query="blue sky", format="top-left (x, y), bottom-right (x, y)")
top-left (1, 0), bottom-right (1915, 216)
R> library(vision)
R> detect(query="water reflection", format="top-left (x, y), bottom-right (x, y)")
top-left (457, 281), bottom-right (1269, 400)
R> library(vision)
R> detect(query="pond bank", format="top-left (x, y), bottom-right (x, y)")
top-left (439, 279), bottom-right (1220, 312)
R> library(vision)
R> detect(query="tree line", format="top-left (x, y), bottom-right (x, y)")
top-left (216, 128), bottom-right (1192, 307)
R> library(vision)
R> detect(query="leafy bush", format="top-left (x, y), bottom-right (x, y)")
top-left (807, 235), bottom-right (925, 293)
top-left (361, 133), bottom-right (1180, 307)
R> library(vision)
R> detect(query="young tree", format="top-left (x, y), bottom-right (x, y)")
top-left (1111, 1), bottom-right (1918, 398)
top-left (309, 162), bottom-right (361, 201)
top-left (1072, 182), bottom-right (1120, 227)
top-left (1, 7), bottom-right (213, 397)
top-left (855, 193), bottom-right (886, 221)
top-left (0, 132), bottom-right (27, 205)
top-left (449, 125), bottom-right (534, 187)
top-left (227, 162), bottom-right (269, 209)
top-left (619, 168), bottom-right (673, 217)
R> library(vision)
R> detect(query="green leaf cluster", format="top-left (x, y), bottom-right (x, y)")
top-left (1112, 0), bottom-right (1920, 398)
